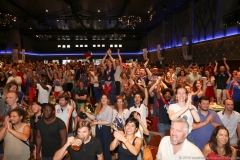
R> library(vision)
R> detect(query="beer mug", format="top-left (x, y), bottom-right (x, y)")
top-left (71, 138), bottom-right (83, 151)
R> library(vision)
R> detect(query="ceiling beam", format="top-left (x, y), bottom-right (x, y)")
top-left (20, 30), bottom-right (148, 35)
top-left (114, 0), bottom-right (131, 30)
top-left (5, 0), bottom-right (50, 27)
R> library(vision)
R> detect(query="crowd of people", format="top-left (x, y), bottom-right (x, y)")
top-left (0, 48), bottom-right (240, 160)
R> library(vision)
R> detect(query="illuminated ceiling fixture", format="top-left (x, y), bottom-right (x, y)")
top-left (118, 3), bottom-right (141, 29)
top-left (36, 35), bottom-right (52, 40)
top-left (112, 33), bottom-right (126, 40)
top-left (0, 13), bottom-right (16, 27)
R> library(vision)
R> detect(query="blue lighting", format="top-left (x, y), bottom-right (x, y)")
top-left (0, 51), bottom-right (140, 56)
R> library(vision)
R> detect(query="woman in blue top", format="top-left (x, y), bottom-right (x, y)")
top-left (101, 49), bottom-right (116, 105)
top-left (84, 94), bottom-right (113, 160)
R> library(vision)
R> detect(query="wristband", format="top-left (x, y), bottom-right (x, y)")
top-left (189, 108), bottom-right (195, 111)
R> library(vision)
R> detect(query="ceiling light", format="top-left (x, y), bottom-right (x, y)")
top-left (57, 20), bottom-right (59, 22)
top-left (30, 27), bottom-right (32, 29)
top-left (99, 20), bottom-right (101, 21)
top-left (148, 11), bottom-right (150, 13)
top-left (98, 10), bottom-right (100, 12)
top-left (46, 10), bottom-right (48, 12)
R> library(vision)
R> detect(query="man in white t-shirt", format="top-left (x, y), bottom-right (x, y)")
top-left (55, 93), bottom-right (77, 136)
top-left (156, 118), bottom-right (204, 160)
top-left (33, 74), bottom-right (52, 103)
top-left (6, 69), bottom-right (22, 91)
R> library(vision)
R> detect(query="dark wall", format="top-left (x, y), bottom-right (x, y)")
top-left (143, 0), bottom-right (240, 66)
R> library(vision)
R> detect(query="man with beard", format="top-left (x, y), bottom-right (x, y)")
top-left (30, 102), bottom-right (43, 159)
top-left (191, 96), bottom-right (222, 150)
top-left (54, 120), bottom-right (103, 160)
top-left (36, 103), bottom-right (66, 160)
top-left (149, 78), bottom-right (175, 135)
top-left (156, 118), bottom-right (204, 160)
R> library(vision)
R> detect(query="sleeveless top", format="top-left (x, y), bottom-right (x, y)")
top-left (4, 124), bottom-right (30, 160)
top-left (206, 151), bottom-right (231, 160)
top-left (118, 137), bottom-right (138, 160)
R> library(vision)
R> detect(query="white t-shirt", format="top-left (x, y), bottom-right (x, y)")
top-left (206, 76), bottom-right (215, 86)
top-left (37, 83), bottom-right (52, 103)
top-left (218, 110), bottom-right (240, 146)
top-left (114, 65), bottom-right (122, 82)
top-left (55, 103), bottom-right (77, 132)
top-left (7, 76), bottom-right (22, 91)
top-left (156, 136), bottom-right (204, 160)
top-left (129, 104), bottom-right (148, 139)
top-left (168, 103), bottom-right (196, 133)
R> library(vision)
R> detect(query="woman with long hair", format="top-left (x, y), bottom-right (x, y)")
top-left (110, 117), bottom-right (142, 160)
top-left (84, 94), bottom-right (113, 160)
top-left (202, 125), bottom-right (236, 160)
top-left (168, 87), bottom-right (200, 143)
top-left (205, 70), bottom-right (216, 100)
top-left (112, 97), bottom-right (130, 130)
top-left (177, 70), bottom-right (188, 87)
top-left (191, 79), bottom-right (207, 106)
top-left (101, 49), bottom-right (116, 105)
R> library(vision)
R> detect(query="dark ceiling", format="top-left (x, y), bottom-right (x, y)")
top-left (0, 0), bottom-right (190, 41)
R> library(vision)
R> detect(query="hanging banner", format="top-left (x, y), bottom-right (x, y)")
top-left (12, 49), bottom-right (18, 63)
top-left (22, 49), bottom-right (25, 62)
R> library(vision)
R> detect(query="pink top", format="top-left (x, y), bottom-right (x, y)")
top-left (206, 151), bottom-right (231, 160)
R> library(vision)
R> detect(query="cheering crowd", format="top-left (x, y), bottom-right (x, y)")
top-left (0, 49), bottom-right (240, 160)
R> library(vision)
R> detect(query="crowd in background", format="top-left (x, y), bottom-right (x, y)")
top-left (0, 49), bottom-right (240, 160)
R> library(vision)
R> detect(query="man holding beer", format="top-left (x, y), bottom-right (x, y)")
top-left (53, 120), bottom-right (103, 160)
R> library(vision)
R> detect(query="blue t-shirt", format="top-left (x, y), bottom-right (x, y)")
top-left (191, 110), bottom-right (223, 150)
top-left (226, 80), bottom-right (240, 101)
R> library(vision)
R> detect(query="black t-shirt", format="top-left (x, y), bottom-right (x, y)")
top-left (30, 115), bottom-right (42, 144)
top-left (76, 88), bottom-right (88, 103)
top-left (66, 136), bottom-right (102, 160)
top-left (36, 117), bottom-right (66, 157)
top-left (215, 72), bottom-right (229, 89)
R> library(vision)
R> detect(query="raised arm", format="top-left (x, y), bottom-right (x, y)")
top-left (53, 136), bottom-right (74, 160)
top-left (108, 50), bottom-right (116, 70)
top-left (149, 78), bottom-right (160, 97)
top-left (144, 59), bottom-right (152, 80)
top-left (113, 131), bottom-right (142, 156)
top-left (140, 78), bottom-right (148, 106)
top-left (214, 60), bottom-right (218, 75)
top-left (8, 122), bottom-right (30, 141)
top-left (101, 52), bottom-right (108, 70)
top-left (117, 49), bottom-right (123, 69)
top-left (223, 58), bottom-right (230, 73)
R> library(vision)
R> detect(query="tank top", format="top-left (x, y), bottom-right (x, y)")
top-left (118, 137), bottom-right (138, 160)
top-left (4, 123), bottom-right (30, 160)
top-left (206, 151), bottom-right (231, 160)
